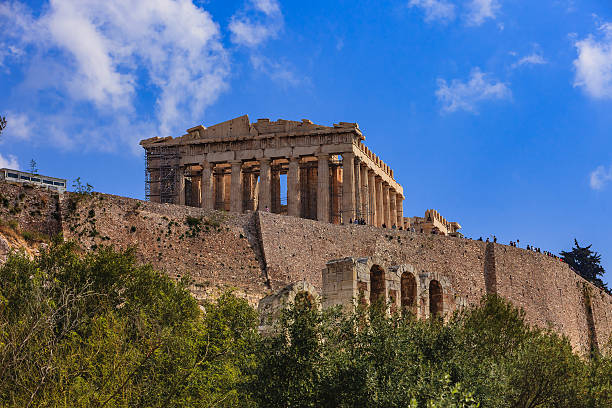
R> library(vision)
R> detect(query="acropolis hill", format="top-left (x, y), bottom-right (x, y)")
top-left (0, 115), bottom-right (610, 355)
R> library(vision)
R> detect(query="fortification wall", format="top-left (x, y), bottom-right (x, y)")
top-left (258, 212), bottom-right (487, 305)
top-left (257, 212), bottom-right (612, 352)
top-left (0, 181), bottom-right (270, 305)
top-left (0, 181), bottom-right (610, 352)
top-left (59, 192), bottom-right (270, 305)
top-left (0, 182), bottom-right (62, 236)
top-left (493, 244), bottom-right (599, 353)
top-left (589, 285), bottom-right (612, 351)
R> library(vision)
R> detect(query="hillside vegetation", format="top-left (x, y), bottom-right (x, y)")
top-left (0, 240), bottom-right (611, 407)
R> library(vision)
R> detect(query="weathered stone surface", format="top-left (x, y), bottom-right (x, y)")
top-left (0, 180), bottom-right (610, 354)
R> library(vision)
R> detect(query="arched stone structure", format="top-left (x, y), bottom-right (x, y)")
top-left (401, 271), bottom-right (417, 315)
top-left (429, 280), bottom-right (443, 317)
top-left (321, 256), bottom-right (463, 320)
top-left (370, 264), bottom-right (386, 305)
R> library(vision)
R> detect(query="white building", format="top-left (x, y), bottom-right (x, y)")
top-left (0, 168), bottom-right (67, 193)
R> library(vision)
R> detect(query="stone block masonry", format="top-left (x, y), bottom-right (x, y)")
top-left (256, 210), bottom-right (612, 354)
top-left (0, 180), bottom-right (610, 354)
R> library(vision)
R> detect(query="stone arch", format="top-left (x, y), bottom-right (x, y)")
top-left (429, 279), bottom-right (443, 317)
top-left (370, 264), bottom-right (386, 305)
top-left (401, 271), bottom-right (417, 314)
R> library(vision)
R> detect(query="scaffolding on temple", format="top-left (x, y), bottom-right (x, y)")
top-left (144, 145), bottom-right (180, 204)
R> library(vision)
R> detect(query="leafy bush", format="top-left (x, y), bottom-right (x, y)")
top-left (0, 240), bottom-right (258, 407)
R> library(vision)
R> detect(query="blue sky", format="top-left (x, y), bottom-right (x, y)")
top-left (1, 0), bottom-right (611, 285)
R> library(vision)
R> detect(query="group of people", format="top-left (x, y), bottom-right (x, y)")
top-left (348, 218), bottom-right (367, 225)
top-left (475, 236), bottom-right (564, 261)
top-left (347, 218), bottom-right (403, 230)
top-left (526, 245), bottom-right (563, 260)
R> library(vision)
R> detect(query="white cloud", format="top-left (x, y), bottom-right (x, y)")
top-left (229, 0), bottom-right (283, 47)
top-left (512, 53), bottom-right (547, 69)
top-left (253, 0), bottom-right (280, 16)
top-left (436, 68), bottom-right (511, 113)
top-left (573, 22), bottom-right (612, 99)
top-left (408, 0), bottom-right (456, 24)
top-left (250, 55), bottom-right (306, 88)
top-left (465, 0), bottom-right (500, 26)
top-left (590, 163), bottom-right (612, 190)
top-left (1, 111), bottom-right (32, 141)
top-left (0, 153), bottom-right (19, 169)
top-left (0, 0), bottom-right (229, 148)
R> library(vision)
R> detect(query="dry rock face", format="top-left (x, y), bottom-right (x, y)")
top-left (0, 180), bottom-right (611, 353)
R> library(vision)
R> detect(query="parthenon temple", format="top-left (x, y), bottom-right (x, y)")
top-left (140, 115), bottom-right (404, 226)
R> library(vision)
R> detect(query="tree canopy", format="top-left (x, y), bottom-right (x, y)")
top-left (561, 239), bottom-right (609, 293)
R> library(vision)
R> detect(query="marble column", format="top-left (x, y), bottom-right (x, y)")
top-left (259, 158), bottom-right (271, 211)
top-left (396, 195), bottom-right (404, 228)
top-left (383, 183), bottom-right (390, 227)
top-left (354, 156), bottom-right (361, 220)
top-left (178, 166), bottom-right (186, 206)
top-left (271, 168), bottom-right (281, 213)
top-left (390, 190), bottom-right (397, 228)
top-left (242, 168), bottom-right (253, 211)
top-left (317, 153), bottom-right (330, 223)
top-left (360, 164), bottom-right (369, 223)
top-left (341, 152), bottom-right (355, 222)
top-left (230, 161), bottom-right (243, 213)
top-left (331, 164), bottom-right (341, 224)
top-left (376, 177), bottom-right (383, 227)
top-left (214, 167), bottom-right (225, 210)
top-left (200, 161), bottom-right (214, 210)
top-left (288, 157), bottom-right (300, 217)
top-left (368, 170), bottom-right (376, 226)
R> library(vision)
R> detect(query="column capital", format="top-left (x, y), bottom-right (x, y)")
top-left (316, 152), bottom-right (329, 159)
top-left (259, 157), bottom-right (271, 164)
top-left (289, 155), bottom-right (301, 162)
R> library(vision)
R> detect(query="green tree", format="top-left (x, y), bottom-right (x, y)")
top-left (71, 177), bottom-right (93, 195)
top-left (29, 159), bottom-right (38, 174)
top-left (561, 239), bottom-right (608, 292)
top-left (0, 239), bottom-right (258, 407)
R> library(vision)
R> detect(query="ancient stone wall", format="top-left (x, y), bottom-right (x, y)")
top-left (256, 212), bottom-right (612, 352)
top-left (257, 211), bottom-right (488, 307)
top-left (0, 182), bottom-right (62, 236)
top-left (491, 244), bottom-right (610, 353)
top-left (59, 192), bottom-right (270, 305)
top-left (0, 180), bottom-right (610, 353)
top-left (0, 181), bottom-right (271, 305)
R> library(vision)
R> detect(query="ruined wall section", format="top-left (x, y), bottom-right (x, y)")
top-left (0, 182), bottom-right (63, 262)
top-left (493, 244), bottom-right (597, 352)
top-left (587, 284), bottom-right (612, 351)
top-left (0, 182), bottom-right (62, 236)
top-left (256, 212), bottom-right (379, 289)
top-left (257, 212), bottom-right (612, 353)
top-left (59, 193), bottom-right (270, 305)
top-left (257, 212), bottom-right (488, 308)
